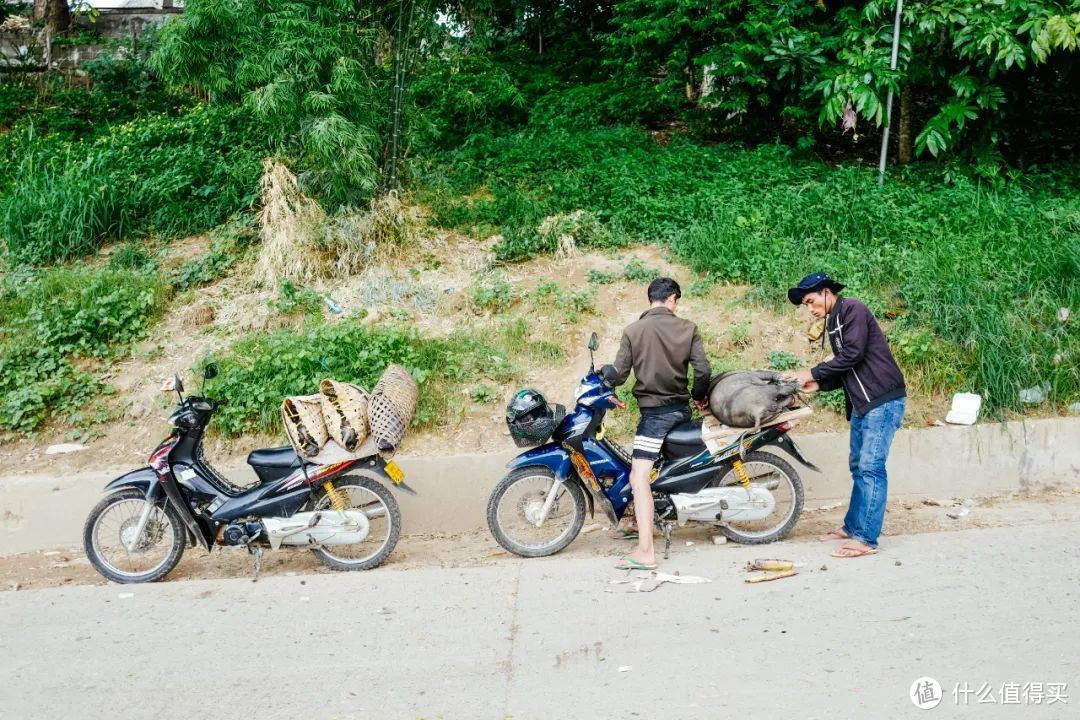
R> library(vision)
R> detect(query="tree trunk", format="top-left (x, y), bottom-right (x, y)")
top-left (44, 0), bottom-right (71, 34)
top-left (898, 87), bottom-right (913, 165)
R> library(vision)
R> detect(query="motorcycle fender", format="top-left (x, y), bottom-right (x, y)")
top-left (102, 467), bottom-right (199, 547)
top-left (103, 466), bottom-right (159, 493)
top-left (505, 446), bottom-right (595, 517)
top-left (766, 435), bottom-right (820, 473)
top-left (505, 445), bottom-right (575, 484)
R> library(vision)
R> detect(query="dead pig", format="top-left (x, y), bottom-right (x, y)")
top-left (707, 370), bottom-right (799, 428)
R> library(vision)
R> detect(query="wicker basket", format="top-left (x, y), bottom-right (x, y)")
top-left (368, 364), bottom-right (419, 454)
top-left (282, 393), bottom-right (330, 457)
top-left (319, 379), bottom-right (370, 452)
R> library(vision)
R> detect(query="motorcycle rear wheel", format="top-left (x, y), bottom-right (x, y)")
top-left (487, 467), bottom-right (586, 557)
top-left (714, 451), bottom-right (804, 545)
top-left (309, 475), bottom-right (401, 571)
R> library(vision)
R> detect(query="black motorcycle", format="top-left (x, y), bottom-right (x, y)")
top-left (83, 364), bottom-right (414, 583)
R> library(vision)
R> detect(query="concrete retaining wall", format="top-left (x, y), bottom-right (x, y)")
top-left (2, 417), bottom-right (1078, 555)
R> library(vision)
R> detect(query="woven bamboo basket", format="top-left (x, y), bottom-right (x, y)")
top-left (281, 393), bottom-right (330, 457)
top-left (368, 364), bottom-right (419, 454)
top-left (319, 379), bottom-right (370, 453)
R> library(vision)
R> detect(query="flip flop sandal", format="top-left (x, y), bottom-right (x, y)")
top-left (609, 528), bottom-right (639, 540)
top-left (615, 556), bottom-right (658, 571)
top-left (831, 545), bottom-right (878, 558)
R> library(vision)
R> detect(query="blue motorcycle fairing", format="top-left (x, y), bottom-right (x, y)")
top-left (573, 372), bottom-right (620, 410)
top-left (580, 438), bottom-right (632, 518)
top-left (505, 443), bottom-right (574, 482)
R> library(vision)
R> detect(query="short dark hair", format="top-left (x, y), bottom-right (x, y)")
top-left (647, 277), bottom-right (681, 303)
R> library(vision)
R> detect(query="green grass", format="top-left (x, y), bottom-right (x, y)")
top-left (0, 105), bottom-right (265, 265)
top-left (414, 129), bottom-right (1080, 411)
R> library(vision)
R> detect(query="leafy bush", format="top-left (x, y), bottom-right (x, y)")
top-left (0, 266), bottom-right (165, 356)
top-left (0, 266), bottom-right (166, 432)
top-left (0, 342), bottom-right (102, 433)
top-left (470, 273), bottom-right (515, 313)
top-left (813, 389), bottom-right (848, 416)
top-left (267, 280), bottom-right (324, 319)
top-left (0, 105), bottom-right (265, 265)
top-left (206, 322), bottom-right (517, 435)
top-left (410, 46), bottom-right (527, 149)
top-left (171, 215), bottom-right (256, 290)
top-left (767, 350), bottom-right (800, 372)
top-left (152, 0), bottom-right (398, 206)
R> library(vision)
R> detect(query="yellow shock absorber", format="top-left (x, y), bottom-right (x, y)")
top-left (732, 459), bottom-right (752, 490)
top-left (323, 481), bottom-right (347, 512)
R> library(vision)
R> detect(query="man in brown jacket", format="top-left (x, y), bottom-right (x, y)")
top-left (602, 277), bottom-right (711, 569)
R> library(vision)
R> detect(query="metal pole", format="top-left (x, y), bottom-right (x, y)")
top-left (878, 0), bottom-right (903, 186)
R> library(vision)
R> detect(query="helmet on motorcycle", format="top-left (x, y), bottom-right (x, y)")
top-left (505, 388), bottom-right (559, 448)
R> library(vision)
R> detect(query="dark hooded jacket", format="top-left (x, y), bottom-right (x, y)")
top-left (811, 296), bottom-right (905, 419)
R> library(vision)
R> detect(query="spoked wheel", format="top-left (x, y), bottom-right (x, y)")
top-left (714, 451), bottom-right (804, 545)
top-left (310, 475), bottom-right (401, 571)
top-left (83, 489), bottom-right (186, 583)
top-left (487, 467), bottom-right (586, 557)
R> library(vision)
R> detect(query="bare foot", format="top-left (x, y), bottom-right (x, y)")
top-left (819, 528), bottom-right (850, 542)
top-left (831, 540), bottom-right (878, 558)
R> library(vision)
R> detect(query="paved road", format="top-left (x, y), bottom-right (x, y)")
top-left (1, 522), bottom-right (1077, 719)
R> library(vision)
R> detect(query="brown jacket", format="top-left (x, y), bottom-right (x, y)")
top-left (605, 307), bottom-right (711, 408)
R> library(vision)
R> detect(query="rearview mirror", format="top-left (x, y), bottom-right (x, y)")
top-left (203, 362), bottom-right (219, 380)
top-left (587, 332), bottom-right (599, 351)
top-left (161, 373), bottom-right (183, 393)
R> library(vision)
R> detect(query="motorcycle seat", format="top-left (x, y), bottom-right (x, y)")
top-left (664, 420), bottom-right (703, 447)
top-left (247, 446), bottom-right (302, 469)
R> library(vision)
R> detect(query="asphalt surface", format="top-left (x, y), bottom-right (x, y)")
top-left (1, 521), bottom-right (1077, 719)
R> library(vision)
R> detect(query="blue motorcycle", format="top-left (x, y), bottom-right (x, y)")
top-left (487, 333), bottom-right (819, 557)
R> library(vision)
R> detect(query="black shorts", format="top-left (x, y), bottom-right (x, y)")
top-left (632, 403), bottom-right (692, 461)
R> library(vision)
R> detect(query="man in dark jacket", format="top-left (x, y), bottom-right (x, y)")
top-left (602, 277), bottom-right (711, 569)
top-left (788, 273), bottom-right (906, 559)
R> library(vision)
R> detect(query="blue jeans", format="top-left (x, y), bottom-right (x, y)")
top-left (843, 397), bottom-right (906, 548)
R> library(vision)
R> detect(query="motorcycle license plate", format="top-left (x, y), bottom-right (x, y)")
top-left (384, 460), bottom-right (405, 484)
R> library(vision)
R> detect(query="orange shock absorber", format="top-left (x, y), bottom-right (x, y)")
top-left (323, 481), bottom-right (348, 512)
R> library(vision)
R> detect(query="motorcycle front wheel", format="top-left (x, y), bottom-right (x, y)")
top-left (83, 488), bottom-right (186, 584)
top-left (487, 467), bottom-right (586, 557)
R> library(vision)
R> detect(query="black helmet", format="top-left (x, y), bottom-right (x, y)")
top-left (506, 388), bottom-right (559, 447)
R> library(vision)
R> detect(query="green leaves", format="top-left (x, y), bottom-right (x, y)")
top-left (152, 0), bottom-right (410, 207)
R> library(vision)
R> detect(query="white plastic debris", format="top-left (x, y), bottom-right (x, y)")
top-left (118, 593), bottom-right (134, 599)
top-left (610, 571), bottom-right (711, 593)
top-left (1058, 307), bottom-right (1070, 323)
top-left (618, 666), bottom-right (632, 673)
top-left (945, 392), bottom-right (982, 425)
top-left (711, 535), bottom-right (727, 545)
top-left (946, 506), bottom-right (970, 519)
top-left (1068, 402), bottom-right (1080, 415)
top-left (685, 541), bottom-right (695, 547)
top-left (45, 443), bottom-right (87, 455)
top-left (580, 524), bottom-right (603, 535)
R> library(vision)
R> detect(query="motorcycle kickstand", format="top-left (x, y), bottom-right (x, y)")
top-left (659, 521), bottom-right (674, 560)
top-left (248, 545), bottom-right (263, 583)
